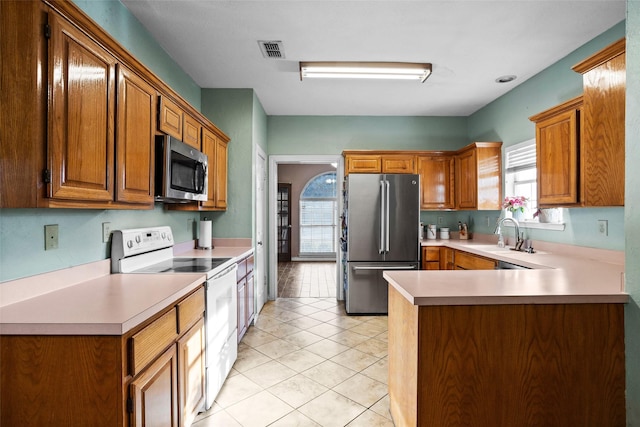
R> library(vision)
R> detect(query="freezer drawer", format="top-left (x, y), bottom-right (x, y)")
top-left (346, 261), bottom-right (419, 314)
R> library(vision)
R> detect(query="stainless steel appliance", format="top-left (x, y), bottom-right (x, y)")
top-left (342, 174), bottom-right (420, 314)
top-left (155, 135), bottom-right (208, 202)
top-left (110, 226), bottom-right (237, 411)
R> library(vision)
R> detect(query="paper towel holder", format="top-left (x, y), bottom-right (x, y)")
top-left (198, 218), bottom-right (213, 250)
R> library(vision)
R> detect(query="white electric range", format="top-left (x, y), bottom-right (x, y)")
top-left (111, 226), bottom-right (237, 411)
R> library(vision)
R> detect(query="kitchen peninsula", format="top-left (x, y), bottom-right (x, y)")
top-left (384, 241), bottom-right (627, 427)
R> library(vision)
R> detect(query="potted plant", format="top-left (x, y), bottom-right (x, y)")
top-left (502, 196), bottom-right (527, 220)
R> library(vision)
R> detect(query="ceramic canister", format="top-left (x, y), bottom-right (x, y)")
top-left (440, 227), bottom-right (450, 240)
top-left (427, 224), bottom-right (437, 240)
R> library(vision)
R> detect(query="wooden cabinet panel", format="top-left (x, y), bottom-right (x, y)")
top-left (115, 65), bottom-right (156, 204)
top-left (532, 100), bottom-right (581, 206)
top-left (183, 114), bottom-right (201, 149)
top-left (130, 345), bottom-right (179, 427)
top-left (178, 318), bottom-right (206, 427)
top-left (382, 154), bottom-right (416, 173)
top-left (454, 250), bottom-right (497, 270)
top-left (158, 96), bottom-right (183, 139)
top-left (455, 143), bottom-right (502, 210)
top-left (48, 12), bottom-right (116, 202)
top-left (346, 154), bottom-right (382, 174)
top-left (421, 247), bottom-right (440, 270)
top-left (129, 308), bottom-right (178, 376)
top-left (439, 247), bottom-right (455, 270)
top-left (573, 38), bottom-right (625, 206)
top-left (214, 137), bottom-right (229, 209)
top-left (418, 155), bottom-right (455, 210)
top-left (455, 148), bottom-right (477, 209)
top-left (177, 286), bottom-right (205, 334)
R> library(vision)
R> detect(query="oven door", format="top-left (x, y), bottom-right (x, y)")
top-left (204, 263), bottom-right (238, 409)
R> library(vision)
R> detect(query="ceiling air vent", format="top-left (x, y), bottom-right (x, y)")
top-left (258, 40), bottom-right (285, 59)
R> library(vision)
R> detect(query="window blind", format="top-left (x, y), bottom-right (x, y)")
top-left (505, 139), bottom-right (536, 173)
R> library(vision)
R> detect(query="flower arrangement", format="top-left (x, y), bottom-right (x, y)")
top-left (502, 196), bottom-right (527, 213)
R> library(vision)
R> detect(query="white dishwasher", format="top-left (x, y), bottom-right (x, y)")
top-left (204, 262), bottom-right (238, 409)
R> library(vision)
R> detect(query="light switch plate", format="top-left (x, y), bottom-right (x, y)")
top-left (45, 224), bottom-right (59, 250)
top-left (598, 219), bottom-right (608, 236)
top-left (102, 222), bottom-right (111, 243)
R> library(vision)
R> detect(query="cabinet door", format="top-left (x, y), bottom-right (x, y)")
top-left (178, 318), bottom-right (205, 427)
top-left (183, 114), bottom-right (201, 149)
top-left (48, 12), bottom-right (116, 201)
top-left (130, 345), bottom-right (179, 427)
top-left (214, 138), bottom-right (228, 209)
top-left (116, 65), bottom-right (156, 204)
top-left (439, 247), bottom-right (455, 270)
top-left (421, 246), bottom-right (440, 270)
top-left (158, 96), bottom-right (183, 139)
top-left (455, 149), bottom-right (478, 209)
top-left (237, 278), bottom-right (247, 342)
top-left (382, 154), bottom-right (417, 174)
top-left (246, 272), bottom-right (255, 326)
top-left (418, 155), bottom-right (455, 210)
top-left (536, 109), bottom-right (579, 206)
top-left (200, 128), bottom-right (217, 209)
top-left (345, 154), bottom-right (382, 174)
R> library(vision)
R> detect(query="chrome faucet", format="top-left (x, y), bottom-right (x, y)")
top-left (494, 217), bottom-right (524, 251)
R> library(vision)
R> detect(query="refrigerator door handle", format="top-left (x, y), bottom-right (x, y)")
top-left (353, 265), bottom-right (418, 271)
top-left (385, 180), bottom-right (390, 254)
top-left (379, 180), bottom-right (386, 254)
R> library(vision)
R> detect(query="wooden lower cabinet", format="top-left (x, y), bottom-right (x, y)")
top-left (130, 345), bottom-right (179, 427)
top-left (178, 318), bottom-right (206, 427)
top-left (454, 250), bottom-right (497, 270)
top-left (0, 286), bottom-right (205, 427)
top-left (421, 246), bottom-right (440, 270)
top-left (388, 286), bottom-right (626, 426)
top-left (439, 247), bottom-right (455, 270)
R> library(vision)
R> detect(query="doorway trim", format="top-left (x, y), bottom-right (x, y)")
top-left (268, 155), bottom-right (344, 301)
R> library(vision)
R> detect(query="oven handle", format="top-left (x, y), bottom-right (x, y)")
top-left (211, 263), bottom-right (237, 280)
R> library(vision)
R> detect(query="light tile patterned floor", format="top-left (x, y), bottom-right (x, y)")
top-left (278, 262), bottom-right (337, 298)
top-left (193, 298), bottom-right (394, 427)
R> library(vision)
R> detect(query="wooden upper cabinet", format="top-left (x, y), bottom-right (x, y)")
top-left (345, 154), bottom-right (382, 174)
top-left (343, 152), bottom-right (416, 175)
top-left (213, 137), bottom-right (229, 209)
top-left (455, 142), bottom-right (502, 210)
top-left (200, 128), bottom-right (228, 210)
top-left (418, 154), bottom-right (455, 210)
top-left (572, 38), bottom-right (625, 206)
top-left (158, 96), bottom-right (183, 140)
top-left (48, 12), bottom-right (116, 202)
top-left (183, 113), bottom-right (202, 149)
top-left (382, 154), bottom-right (416, 173)
top-left (530, 96), bottom-right (582, 206)
top-left (115, 65), bottom-right (156, 204)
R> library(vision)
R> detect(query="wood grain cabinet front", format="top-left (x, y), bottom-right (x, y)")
top-left (418, 154), bottom-right (455, 210)
top-left (453, 250), bottom-right (497, 270)
top-left (421, 246), bottom-right (441, 270)
top-left (158, 95), bottom-right (184, 140)
top-left (455, 142), bottom-right (502, 210)
top-left (343, 152), bottom-right (416, 175)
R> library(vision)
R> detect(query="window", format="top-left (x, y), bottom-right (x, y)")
top-left (504, 139), bottom-right (563, 228)
top-left (299, 172), bottom-right (337, 256)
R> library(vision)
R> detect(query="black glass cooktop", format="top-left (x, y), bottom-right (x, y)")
top-left (135, 257), bottom-right (232, 274)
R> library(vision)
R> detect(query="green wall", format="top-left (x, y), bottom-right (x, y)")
top-left (625, 0), bottom-right (640, 422)
top-left (200, 89), bottom-right (260, 238)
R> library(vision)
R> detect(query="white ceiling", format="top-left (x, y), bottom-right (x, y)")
top-left (121, 0), bottom-right (625, 116)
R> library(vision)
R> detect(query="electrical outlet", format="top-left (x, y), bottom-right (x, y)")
top-left (598, 220), bottom-right (608, 236)
top-left (44, 224), bottom-right (59, 250)
top-left (102, 222), bottom-right (111, 243)
top-left (437, 216), bottom-right (444, 225)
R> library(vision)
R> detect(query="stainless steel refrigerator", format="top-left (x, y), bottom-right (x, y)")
top-left (342, 173), bottom-right (420, 314)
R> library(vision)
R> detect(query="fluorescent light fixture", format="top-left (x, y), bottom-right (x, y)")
top-left (299, 62), bottom-right (432, 83)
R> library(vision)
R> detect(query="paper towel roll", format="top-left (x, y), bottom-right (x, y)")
top-left (198, 219), bottom-right (212, 249)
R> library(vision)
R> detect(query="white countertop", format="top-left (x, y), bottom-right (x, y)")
top-left (0, 243), bottom-right (253, 335)
top-left (384, 239), bottom-right (627, 306)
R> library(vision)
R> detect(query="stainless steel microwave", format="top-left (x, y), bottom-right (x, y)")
top-left (155, 135), bottom-right (208, 202)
